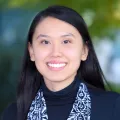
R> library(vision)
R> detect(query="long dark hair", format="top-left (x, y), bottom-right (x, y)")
top-left (17, 5), bottom-right (107, 120)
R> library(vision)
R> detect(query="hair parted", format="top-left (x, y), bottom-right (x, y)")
top-left (17, 5), bottom-right (107, 120)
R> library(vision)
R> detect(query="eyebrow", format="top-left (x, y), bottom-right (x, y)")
top-left (61, 33), bottom-right (75, 38)
top-left (36, 34), bottom-right (50, 39)
top-left (36, 33), bottom-right (75, 39)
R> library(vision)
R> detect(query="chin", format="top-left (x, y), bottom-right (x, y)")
top-left (44, 75), bottom-right (69, 82)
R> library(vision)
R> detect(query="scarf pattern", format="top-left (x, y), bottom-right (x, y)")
top-left (27, 83), bottom-right (91, 120)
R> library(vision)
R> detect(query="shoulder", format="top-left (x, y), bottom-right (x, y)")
top-left (88, 86), bottom-right (120, 99)
top-left (1, 102), bottom-right (17, 120)
top-left (113, 93), bottom-right (120, 119)
top-left (88, 86), bottom-right (120, 120)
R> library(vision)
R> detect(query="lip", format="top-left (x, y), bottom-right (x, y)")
top-left (46, 61), bottom-right (67, 71)
top-left (47, 64), bottom-right (67, 71)
top-left (47, 60), bottom-right (67, 64)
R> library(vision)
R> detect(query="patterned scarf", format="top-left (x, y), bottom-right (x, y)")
top-left (27, 82), bottom-right (91, 120)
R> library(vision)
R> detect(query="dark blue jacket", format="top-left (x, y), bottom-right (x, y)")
top-left (1, 87), bottom-right (120, 120)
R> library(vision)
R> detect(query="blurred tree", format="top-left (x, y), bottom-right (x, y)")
top-left (0, 0), bottom-right (120, 37)
top-left (0, 0), bottom-right (120, 115)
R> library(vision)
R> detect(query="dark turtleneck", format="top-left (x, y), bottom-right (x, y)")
top-left (2, 76), bottom-right (120, 120)
top-left (41, 76), bottom-right (80, 120)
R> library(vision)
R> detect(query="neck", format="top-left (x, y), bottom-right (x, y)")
top-left (43, 73), bottom-right (77, 92)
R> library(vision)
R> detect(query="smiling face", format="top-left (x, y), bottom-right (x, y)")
top-left (28, 17), bottom-right (88, 91)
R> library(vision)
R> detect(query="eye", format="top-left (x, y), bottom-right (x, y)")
top-left (41, 40), bottom-right (50, 44)
top-left (63, 40), bottom-right (71, 44)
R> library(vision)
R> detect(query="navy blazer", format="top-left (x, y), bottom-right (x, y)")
top-left (1, 87), bottom-right (120, 120)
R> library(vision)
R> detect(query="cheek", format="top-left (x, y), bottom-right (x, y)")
top-left (64, 48), bottom-right (82, 69)
top-left (34, 48), bottom-right (50, 62)
top-left (33, 48), bottom-right (50, 74)
top-left (64, 48), bottom-right (81, 61)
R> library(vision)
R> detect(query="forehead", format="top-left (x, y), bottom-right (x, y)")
top-left (34, 17), bottom-right (81, 37)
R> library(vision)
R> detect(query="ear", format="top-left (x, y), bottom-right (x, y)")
top-left (28, 42), bottom-right (35, 61)
top-left (81, 45), bottom-right (89, 61)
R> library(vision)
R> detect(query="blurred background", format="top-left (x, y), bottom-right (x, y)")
top-left (0, 0), bottom-right (120, 115)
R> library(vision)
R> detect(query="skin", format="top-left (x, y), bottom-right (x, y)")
top-left (28, 17), bottom-right (88, 92)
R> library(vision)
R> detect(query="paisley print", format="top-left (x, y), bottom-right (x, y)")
top-left (27, 83), bottom-right (91, 120)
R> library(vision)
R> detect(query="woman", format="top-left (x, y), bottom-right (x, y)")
top-left (2, 5), bottom-right (120, 120)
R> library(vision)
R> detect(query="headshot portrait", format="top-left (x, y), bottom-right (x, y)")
top-left (1, 5), bottom-right (120, 120)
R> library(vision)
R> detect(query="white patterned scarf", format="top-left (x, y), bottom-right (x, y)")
top-left (27, 82), bottom-right (91, 120)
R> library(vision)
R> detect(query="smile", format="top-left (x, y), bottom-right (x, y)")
top-left (47, 63), bottom-right (67, 71)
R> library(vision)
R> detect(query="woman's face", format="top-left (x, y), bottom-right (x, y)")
top-left (28, 17), bottom-right (88, 90)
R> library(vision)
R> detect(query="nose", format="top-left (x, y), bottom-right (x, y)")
top-left (51, 43), bottom-right (62, 57)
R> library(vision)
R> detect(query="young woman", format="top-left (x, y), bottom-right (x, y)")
top-left (2, 5), bottom-right (120, 120)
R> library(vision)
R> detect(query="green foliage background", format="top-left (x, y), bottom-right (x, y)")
top-left (0, 0), bottom-right (120, 115)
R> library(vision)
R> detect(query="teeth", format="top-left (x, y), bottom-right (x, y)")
top-left (47, 63), bottom-right (66, 68)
